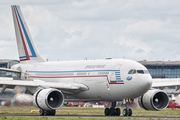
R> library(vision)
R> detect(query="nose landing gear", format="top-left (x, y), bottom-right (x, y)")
top-left (123, 98), bottom-right (132, 116)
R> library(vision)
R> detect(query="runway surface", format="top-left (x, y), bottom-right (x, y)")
top-left (0, 114), bottom-right (180, 119)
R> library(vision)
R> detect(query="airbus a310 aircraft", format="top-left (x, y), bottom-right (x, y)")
top-left (0, 5), bottom-right (180, 116)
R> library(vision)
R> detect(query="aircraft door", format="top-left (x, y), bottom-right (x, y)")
top-left (110, 65), bottom-right (121, 83)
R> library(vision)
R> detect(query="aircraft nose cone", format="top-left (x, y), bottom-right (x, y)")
top-left (126, 74), bottom-right (153, 98)
top-left (139, 74), bottom-right (152, 93)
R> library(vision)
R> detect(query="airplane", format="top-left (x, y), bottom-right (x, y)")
top-left (0, 5), bottom-right (180, 116)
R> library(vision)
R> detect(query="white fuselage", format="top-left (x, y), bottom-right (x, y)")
top-left (12, 59), bottom-right (152, 101)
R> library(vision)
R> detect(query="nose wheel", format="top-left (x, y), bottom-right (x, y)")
top-left (123, 108), bottom-right (132, 116)
top-left (104, 101), bottom-right (120, 116)
top-left (123, 98), bottom-right (132, 116)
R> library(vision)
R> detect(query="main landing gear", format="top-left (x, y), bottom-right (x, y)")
top-left (104, 101), bottom-right (120, 116)
top-left (104, 99), bottom-right (133, 116)
top-left (39, 109), bottom-right (56, 116)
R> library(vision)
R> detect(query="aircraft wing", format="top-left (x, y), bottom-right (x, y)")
top-left (152, 78), bottom-right (180, 90)
top-left (0, 77), bottom-right (88, 93)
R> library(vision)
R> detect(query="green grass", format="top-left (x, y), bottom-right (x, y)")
top-left (0, 106), bottom-right (180, 120)
top-left (0, 117), bottom-right (163, 120)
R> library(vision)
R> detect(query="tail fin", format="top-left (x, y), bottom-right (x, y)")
top-left (11, 5), bottom-right (45, 63)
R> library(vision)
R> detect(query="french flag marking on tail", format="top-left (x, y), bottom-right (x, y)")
top-left (11, 5), bottom-right (45, 62)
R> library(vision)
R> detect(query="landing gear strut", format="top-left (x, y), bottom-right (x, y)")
top-left (104, 101), bottom-right (120, 116)
top-left (123, 98), bottom-right (132, 116)
top-left (39, 109), bottom-right (56, 116)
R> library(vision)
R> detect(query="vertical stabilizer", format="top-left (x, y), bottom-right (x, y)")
top-left (11, 5), bottom-right (45, 63)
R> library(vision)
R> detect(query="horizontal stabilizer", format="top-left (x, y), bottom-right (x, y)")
top-left (0, 67), bottom-right (21, 74)
top-left (0, 67), bottom-right (21, 78)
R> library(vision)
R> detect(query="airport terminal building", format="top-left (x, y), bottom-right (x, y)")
top-left (139, 60), bottom-right (180, 79)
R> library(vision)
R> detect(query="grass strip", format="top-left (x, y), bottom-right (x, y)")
top-left (0, 106), bottom-right (180, 117)
top-left (0, 116), bottom-right (163, 120)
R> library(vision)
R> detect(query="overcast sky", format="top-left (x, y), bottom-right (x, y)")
top-left (0, 0), bottom-right (180, 61)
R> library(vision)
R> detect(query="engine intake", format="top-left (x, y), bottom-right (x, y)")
top-left (138, 89), bottom-right (169, 111)
top-left (33, 88), bottom-right (64, 110)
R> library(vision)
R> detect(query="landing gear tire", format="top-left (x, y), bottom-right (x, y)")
top-left (123, 108), bottom-right (132, 116)
top-left (128, 109), bottom-right (132, 116)
top-left (123, 109), bottom-right (128, 116)
top-left (104, 101), bottom-right (121, 116)
top-left (44, 110), bottom-right (50, 116)
top-left (39, 109), bottom-right (44, 116)
top-left (109, 107), bottom-right (115, 116)
top-left (115, 108), bottom-right (120, 116)
top-left (104, 108), bottom-right (110, 116)
top-left (50, 110), bottom-right (56, 116)
top-left (39, 109), bottom-right (56, 116)
top-left (105, 107), bottom-right (120, 116)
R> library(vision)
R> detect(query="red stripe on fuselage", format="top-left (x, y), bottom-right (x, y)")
top-left (13, 6), bottom-right (30, 61)
top-left (28, 75), bottom-right (124, 84)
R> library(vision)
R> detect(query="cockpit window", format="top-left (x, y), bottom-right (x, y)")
top-left (128, 69), bottom-right (149, 74)
top-left (137, 70), bottom-right (149, 74)
top-left (143, 70), bottom-right (149, 74)
top-left (132, 70), bottom-right (136, 74)
top-left (128, 70), bottom-right (133, 74)
top-left (137, 70), bottom-right (144, 74)
top-left (128, 69), bottom-right (136, 74)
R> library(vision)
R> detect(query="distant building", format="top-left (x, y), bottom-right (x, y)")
top-left (139, 60), bottom-right (180, 90)
top-left (0, 59), bottom-right (19, 77)
top-left (139, 60), bottom-right (180, 78)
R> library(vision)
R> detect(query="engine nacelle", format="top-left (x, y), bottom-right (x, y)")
top-left (138, 89), bottom-right (169, 111)
top-left (33, 88), bottom-right (64, 110)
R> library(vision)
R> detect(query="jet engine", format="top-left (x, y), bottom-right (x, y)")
top-left (138, 89), bottom-right (169, 111)
top-left (33, 88), bottom-right (64, 110)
